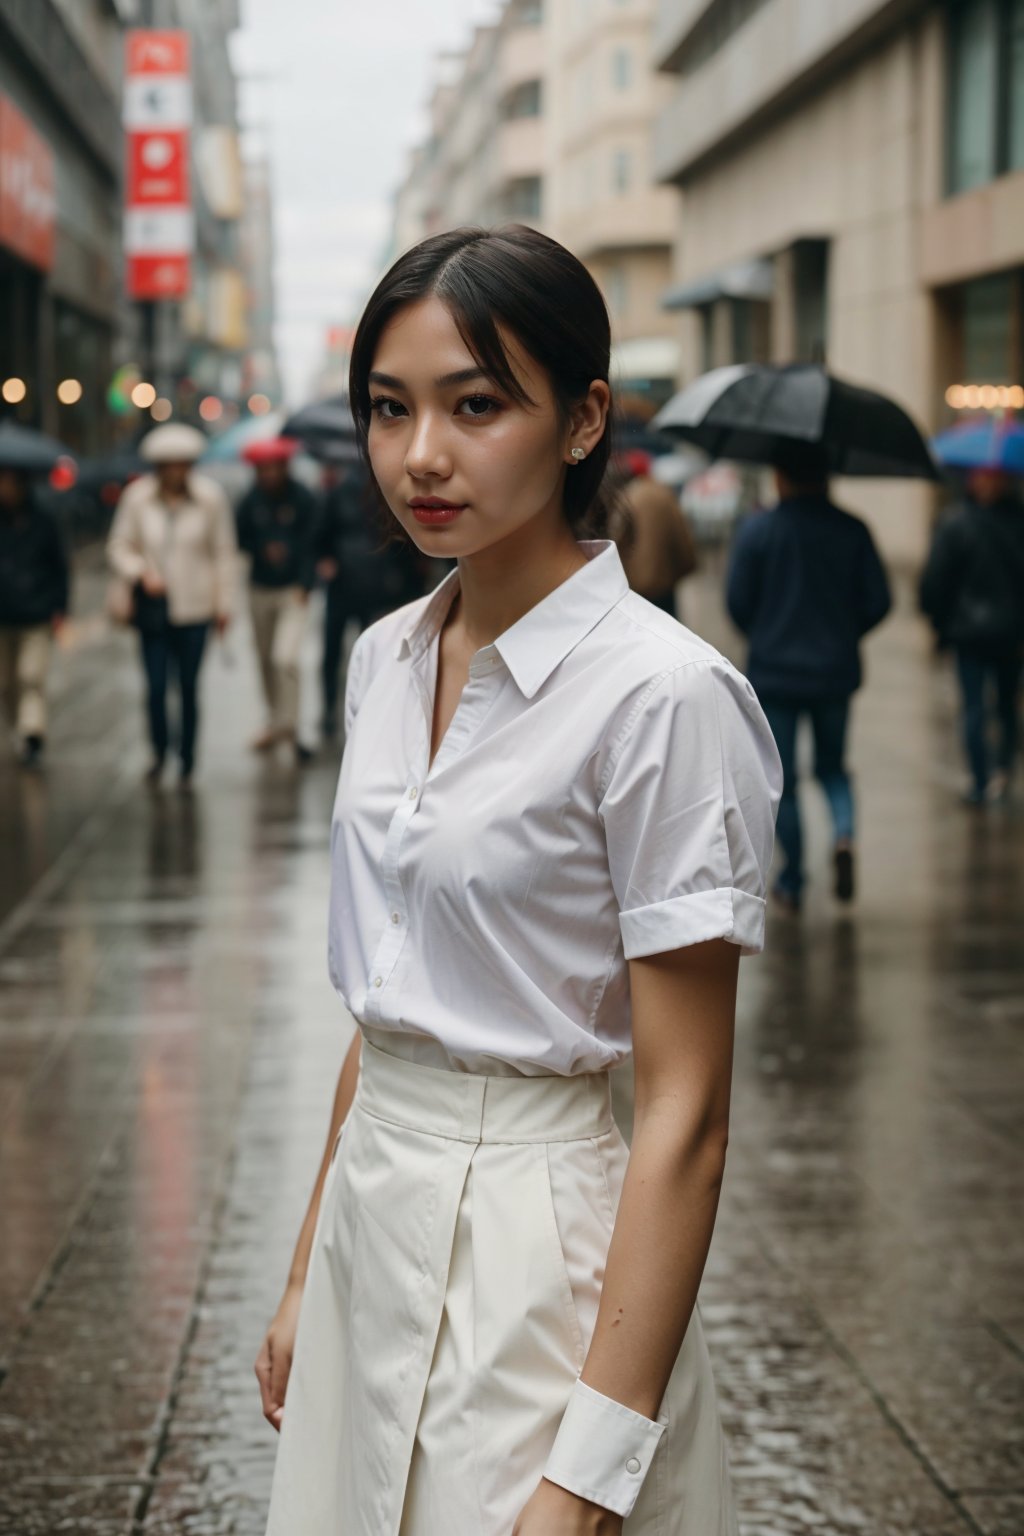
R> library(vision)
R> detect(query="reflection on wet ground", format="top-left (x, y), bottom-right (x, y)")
top-left (0, 556), bottom-right (1021, 1534)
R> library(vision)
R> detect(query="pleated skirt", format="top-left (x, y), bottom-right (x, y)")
top-left (264, 1038), bottom-right (737, 1536)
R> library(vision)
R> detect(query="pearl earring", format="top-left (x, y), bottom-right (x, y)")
top-left (570, 447), bottom-right (585, 461)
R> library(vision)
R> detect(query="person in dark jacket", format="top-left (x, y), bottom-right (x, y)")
top-left (727, 459), bottom-right (891, 909)
top-left (237, 439), bottom-right (317, 762)
top-left (0, 467), bottom-right (69, 767)
top-left (315, 462), bottom-right (425, 736)
top-left (920, 468), bottom-right (1024, 804)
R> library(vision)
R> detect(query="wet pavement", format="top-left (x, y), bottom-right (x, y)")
top-left (0, 548), bottom-right (1021, 1535)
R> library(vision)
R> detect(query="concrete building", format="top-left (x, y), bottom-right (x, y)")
top-left (548, 0), bottom-right (680, 405)
top-left (241, 155), bottom-right (282, 407)
top-left (389, 0), bottom-right (682, 407)
top-left (0, 0), bottom-right (127, 452)
top-left (652, 0), bottom-right (1024, 561)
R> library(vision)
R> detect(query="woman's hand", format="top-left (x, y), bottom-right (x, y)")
top-left (255, 1281), bottom-right (304, 1432)
top-left (141, 570), bottom-right (166, 597)
top-left (512, 1479), bottom-right (623, 1535)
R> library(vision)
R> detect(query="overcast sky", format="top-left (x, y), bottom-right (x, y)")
top-left (232, 1), bottom-right (498, 404)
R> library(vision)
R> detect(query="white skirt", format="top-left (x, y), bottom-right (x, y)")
top-left (264, 1038), bottom-right (737, 1536)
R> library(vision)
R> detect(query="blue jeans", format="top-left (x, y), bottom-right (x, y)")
top-left (760, 695), bottom-right (855, 898)
top-left (140, 622), bottom-right (209, 773)
top-left (955, 646), bottom-right (1022, 796)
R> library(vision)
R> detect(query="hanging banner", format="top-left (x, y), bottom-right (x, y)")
top-left (124, 29), bottom-right (193, 300)
top-left (0, 95), bottom-right (56, 271)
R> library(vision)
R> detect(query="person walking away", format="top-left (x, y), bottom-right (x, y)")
top-left (727, 453), bottom-right (890, 909)
top-left (616, 449), bottom-right (697, 616)
top-left (236, 437), bottom-right (317, 763)
top-left (920, 467), bottom-right (1024, 804)
top-left (107, 423), bottom-right (237, 790)
top-left (0, 466), bottom-right (69, 767)
top-left (315, 460), bottom-right (425, 737)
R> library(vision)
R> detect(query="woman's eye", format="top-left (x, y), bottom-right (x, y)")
top-left (369, 396), bottom-right (405, 421)
top-left (457, 394), bottom-right (501, 418)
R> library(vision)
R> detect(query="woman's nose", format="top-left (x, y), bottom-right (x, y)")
top-left (404, 414), bottom-right (451, 479)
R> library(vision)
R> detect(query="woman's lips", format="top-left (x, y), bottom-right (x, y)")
top-left (409, 503), bottom-right (465, 525)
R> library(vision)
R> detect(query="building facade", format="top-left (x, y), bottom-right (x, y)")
top-left (652, 0), bottom-right (1024, 561)
top-left (389, 0), bottom-right (683, 408)
top-left (0, 0), bottom-right (126, 452)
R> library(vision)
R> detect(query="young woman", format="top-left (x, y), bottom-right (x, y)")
top-left (256, 226), bottom-right (781, 1536)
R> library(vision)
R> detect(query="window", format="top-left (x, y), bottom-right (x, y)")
top-left (792, 239), bottom-right (829, 364)
top-left (606, 266), bottom-right (628, 318)
top-left (612, 47), bottom-right (631, 89)
top-left (612, 148), bottom-right (631, 193)
top-left (505, 176), bottom-right (542, 220)
top-left (947, 0), bottom-right (1024, 192)
top-left (963, 271), bottom-right (1018, 380)
top-left (502, 79), bottom-right (542, 119)
top-left (1010, 0), bottom-right (1024, 169)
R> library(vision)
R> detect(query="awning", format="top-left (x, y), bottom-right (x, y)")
top-left (661, 257), bottom-right (775, 312)
top-left (610, 336), bottom-right (681, 381)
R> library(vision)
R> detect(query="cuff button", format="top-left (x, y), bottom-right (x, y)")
top-left (626, 1457), bottom-right (642, 1475)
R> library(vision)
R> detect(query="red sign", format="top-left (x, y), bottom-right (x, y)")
top-left (124, 31), bottom-right (192, 301)
top-left (126, 254), bottom-right (191, 300)
top-left (127, 130), bottom-right (189, 206)
top-left (0, 96), bottom-right (56, 271)
top-left (126, 30), bottom-right (190, 76)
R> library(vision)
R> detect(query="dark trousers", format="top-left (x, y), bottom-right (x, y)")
top-left (955, 646), bottom-right (1022, 795)
top-left (322, 582), bottom-right (373, 729)
top-left (140, 622), bottom-right (209, 772)
top-left (760, 694), bottom-right (855, 897)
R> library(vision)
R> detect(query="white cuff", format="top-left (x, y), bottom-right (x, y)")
top-left (619, 886), bottom-right (766, 959)
top-left (543, 1379), bottom-right (665, 1518)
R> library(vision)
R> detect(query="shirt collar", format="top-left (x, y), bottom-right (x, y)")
top-left (394, 540), bottom-right (629, 699)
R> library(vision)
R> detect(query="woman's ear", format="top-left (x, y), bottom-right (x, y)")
top-left (567, 379), bottom-right (611, 462)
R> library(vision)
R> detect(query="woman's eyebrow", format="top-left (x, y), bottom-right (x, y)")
top-left (368, 367), bottom-right (494, 390)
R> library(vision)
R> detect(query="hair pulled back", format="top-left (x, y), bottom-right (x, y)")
top-left (349, 225), bottom-right (614, 537)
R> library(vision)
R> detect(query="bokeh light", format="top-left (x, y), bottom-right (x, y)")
top-left (199, 395), bottom-right (223, 422)
top-left (2, 377), bottom-right (27, 404)
top-left (247, 392), bottom-right (272, 415)
top-left (131, 381), bottom-right (157, 409)
top-left (57, 378), bottom-right (83, 405)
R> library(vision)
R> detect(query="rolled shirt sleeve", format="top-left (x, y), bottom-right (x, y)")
top-left (543, 1378), bottom-right (666, 1518)
top-left (599, 659), bottom-right (782, 959)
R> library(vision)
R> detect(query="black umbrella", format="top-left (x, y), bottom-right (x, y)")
top-left (282, 394), bottom-right (359, 460)
top-left (0, 418), bottom-right (76, 473)
top-left (652, 364), bottom-right (941, 481)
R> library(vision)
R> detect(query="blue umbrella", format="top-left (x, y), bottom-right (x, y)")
top-left (932, 419), bottom-right (1024, 475)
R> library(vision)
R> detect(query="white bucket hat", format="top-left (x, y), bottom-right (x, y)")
top-left (139, 423), bottom-right (208, 464)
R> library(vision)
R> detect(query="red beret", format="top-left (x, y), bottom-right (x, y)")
top-left (242, 436), bottom-right (300, 464)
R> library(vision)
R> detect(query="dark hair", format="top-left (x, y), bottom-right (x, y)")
top-left (349, 225), bottom-right (614, 537)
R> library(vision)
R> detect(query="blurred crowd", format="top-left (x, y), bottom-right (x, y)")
top-left (1, 409), bottom-right (1022, 913)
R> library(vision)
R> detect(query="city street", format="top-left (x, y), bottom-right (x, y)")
top-left (0, 549), bottom-right (1020, 1535)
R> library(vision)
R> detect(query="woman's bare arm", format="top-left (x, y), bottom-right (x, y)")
top-left (255, 1027), bottom-right (362, 1429)
top-left (514, 937), bottom-right (739, 1533)
top-left (286, 1027), bottom-right (362, 1287)
top-left (580, 937), bottom-right (738, 1415)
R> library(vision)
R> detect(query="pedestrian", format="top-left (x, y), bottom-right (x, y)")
top-left (920, 467), bottom-right (1024, 804)
top-left (0, 465), bottom-right (69, 767)
top-left (726, 451), bottom-right (890, 910)
top-left (315, 459), bottom-right (425, 737)
top-left (236, 437), bottom-right (317, 763)
top-left (256, 225), bottom-right (781, 1536)
top-left (615, 449), bottom-right (697, 616)
top-left (106, 422), bottom-right (237, 790)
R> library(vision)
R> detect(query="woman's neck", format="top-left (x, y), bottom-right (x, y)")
top-left (451, 515), bottom-right (589, 651)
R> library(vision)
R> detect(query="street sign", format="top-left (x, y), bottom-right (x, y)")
top-left (124, 29), bottom-right (192, 300)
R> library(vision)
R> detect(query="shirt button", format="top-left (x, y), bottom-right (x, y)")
top-left (373, 975), bottom-right (383, 988)
top-left (408, 786), bottom-right (418, 800)
top-left (391, 912), bottom-right (400, 924)
top-left (626, 1457), bottom-right (641, 1475)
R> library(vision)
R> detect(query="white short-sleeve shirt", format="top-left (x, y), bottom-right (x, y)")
top-left (328, 540), bottom-right (781, 1076)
